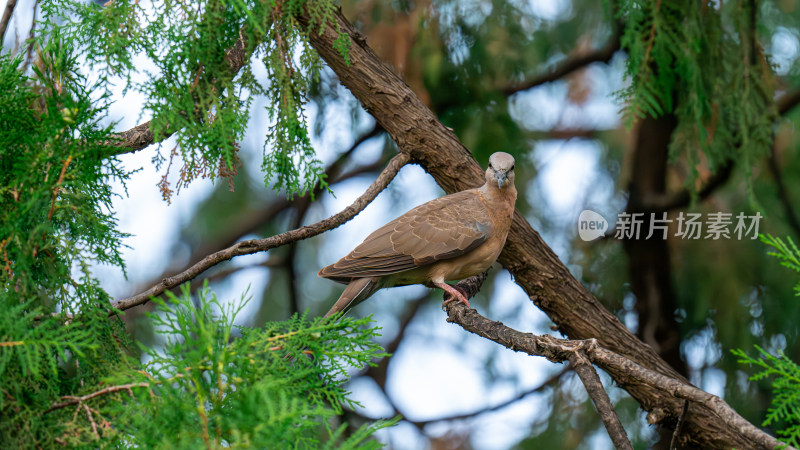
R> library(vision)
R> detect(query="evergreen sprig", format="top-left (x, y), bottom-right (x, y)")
top-left (103, 284), bottom-right (396, 448)
top-left (733, 235), bottom-right (800, 447)
top-left (0, 43), bottom-right (135, 447)
top-left (733, 346), bottom-right (800, 448)
top-left (762, 234), bottom-right (800, 296)
top-left (42, 0), bottom-right (347, 199)
top-left (0, 43), bottom-right (129, 307)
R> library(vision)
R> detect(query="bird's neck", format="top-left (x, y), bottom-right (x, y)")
top-left (480, 182), bottom-right (517, 210)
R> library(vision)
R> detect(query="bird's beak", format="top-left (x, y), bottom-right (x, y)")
top-left (496, 171), bottom-right (507, 189)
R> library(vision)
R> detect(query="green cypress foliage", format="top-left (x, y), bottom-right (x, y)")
top-left (617, 0), bottom-right (774, 184)
top-left (42, 0), bottom-right (349, 199)
top-left (733, 235), bottom-right (800, 447)
top-left (733, 345), bottom-right (800, 448)
top-left (1, 2), bottom-right (392, 446)
top-left (88, 286), bottom-right (395, 448)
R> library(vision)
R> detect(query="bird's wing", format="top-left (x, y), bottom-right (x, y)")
top-left (319, 190), bottom-right (492, 280)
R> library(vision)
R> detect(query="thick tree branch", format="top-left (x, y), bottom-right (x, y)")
top-left (301, 9), bottom-right (780, 448)
top-left (108, 120), bottom-right (157, 155)
top-left (111, 153), bottom-right (410, 312)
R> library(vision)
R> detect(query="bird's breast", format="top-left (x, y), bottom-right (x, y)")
top-left (426, 230), bottom-right (510, 282)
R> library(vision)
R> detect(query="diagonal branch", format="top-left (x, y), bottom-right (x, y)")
top-left (111, 153), bottom-right (410, 312)
top-left (406, 367), bottom-right (567, 427)
top-left (350, 365), bottom-right (567, 429)
top-left (502, 36), bottom-right (621, 96)
top-left (123, 125), bottom-right (385, 304)
top-left (568, 351), bottom-right (632, 450)
top-left (0, 0), bottom-right (17, 44)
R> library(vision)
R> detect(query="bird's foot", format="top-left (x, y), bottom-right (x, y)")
top-left (436, 282), bottom-right (471, 308)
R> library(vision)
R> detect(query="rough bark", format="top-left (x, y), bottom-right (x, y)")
top-left (299, 9), bottom-right (779, 449)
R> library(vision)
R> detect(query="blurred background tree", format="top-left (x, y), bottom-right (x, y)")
top-left (4, 0), bottom-right (800, 448)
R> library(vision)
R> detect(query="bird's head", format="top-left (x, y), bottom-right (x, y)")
top-left (486, 152), bottom-right (515, 190)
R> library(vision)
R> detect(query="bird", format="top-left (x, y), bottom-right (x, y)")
top-left (319, 152), bottom-right (517, 318)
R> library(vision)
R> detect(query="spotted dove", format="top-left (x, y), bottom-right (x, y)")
top-left (319, 152), bottom-right (517, 318)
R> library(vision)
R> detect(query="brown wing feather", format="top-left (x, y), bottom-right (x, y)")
top-left (318, 190), bottom-right (492, 281)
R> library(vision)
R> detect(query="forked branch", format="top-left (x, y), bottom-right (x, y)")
top-left (442, 279), bottom-right (786, 450)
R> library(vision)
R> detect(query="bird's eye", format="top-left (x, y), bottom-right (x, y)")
top-left (510, 164), bottom-right (515, 171)
top-left (489, 163), bottom-right (494, 170)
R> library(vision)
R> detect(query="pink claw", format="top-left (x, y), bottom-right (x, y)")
top-left (436, 282), bottom-right (471, 308)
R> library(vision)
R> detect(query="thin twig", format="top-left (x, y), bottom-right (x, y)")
top-left (121, 129), bottom-right (385, 305)
top-left (111, 153), bottom-right (410, 312)
top-left (350, 366), bottom-right (567, 428)
top-left (569, 350), bottom-right (632, 450)
top-left (405, 367), bottom-right (567, 427)
top-left (48, 156), bottom-right (72, 220)
top-left (82, 403), bottom-right (99, 439)
top-left (670, 399), bottom-right (689, 450)
top-left (45, 382), bottom-right (150, 413)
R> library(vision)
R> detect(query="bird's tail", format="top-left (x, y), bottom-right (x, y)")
top-left (324, 278), bottom-right (380, 319)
